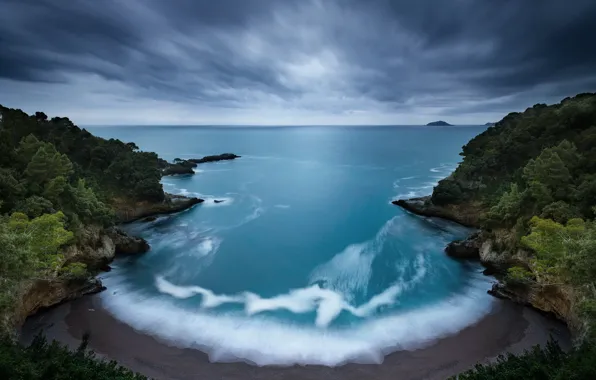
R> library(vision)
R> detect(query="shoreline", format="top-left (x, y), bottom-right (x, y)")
top-left (21, 294), bottom-right (570, 380)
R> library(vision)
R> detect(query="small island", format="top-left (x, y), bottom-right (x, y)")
top-left (426, 120), bottom-right (452, 126)
top-left (485, 122), bottom-right (496, 126)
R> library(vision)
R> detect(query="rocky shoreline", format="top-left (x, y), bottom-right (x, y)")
top-left (114, 193), bottom-right (204, 223)
top-left (15, 192), bottom-right (202, 330)
top-left (393, 196), bottom-right (580, 336)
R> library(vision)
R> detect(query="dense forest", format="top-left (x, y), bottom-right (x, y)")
top-left (432, 93), bottom-right (596, 378)
top-left (0, 105), bottom-right (160, 378)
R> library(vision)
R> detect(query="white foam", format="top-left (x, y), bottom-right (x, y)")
top-left (274, 204), bottom-right (291, 209)
top-left (155, 276), bottom-right (243, 307)
top-left (196, 237), bottom-right (221, 258)
top-left (201, 196), bottom-right (235, 208)
top-left (101, 271), bottom-right (495, 366)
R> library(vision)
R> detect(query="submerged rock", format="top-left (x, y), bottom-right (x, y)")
top-left (214, 199), bottom-right (225, 204)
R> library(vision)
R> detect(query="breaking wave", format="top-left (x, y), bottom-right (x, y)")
top-left (100, 214), bottom-right (495, 366)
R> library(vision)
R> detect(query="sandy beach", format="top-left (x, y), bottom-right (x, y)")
top-left (20, 294), bottom-right (570, 380)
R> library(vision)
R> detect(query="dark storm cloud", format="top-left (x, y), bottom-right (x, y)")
top-left (1, 0), bottom-right (596, 124)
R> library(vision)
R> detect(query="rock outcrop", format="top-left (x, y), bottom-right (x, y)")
top-left (161, 154), bottom-right (240, 176)
top-left (162, 163), bottom-right (195, 176)
top-left (114, 193), bottom-right (203, 223)
top-left (488, 282), bottom-right (582, 335)
top-left (445, 232), bottom-right (481, 259)
top-left (64, 225), bottom-right (116, 271)
top-left (106, 227), bottom-right (150, 255)
top-left (189, 153), bottom-right (240, 164)
top-left (394, 196), bottom-right (581, 335)
top-left (15, 277), bottom-right (105, 328)
top-left (13, 225), bottom-right (150, 330)
top-left (392, 196), bottom-right (481, 227)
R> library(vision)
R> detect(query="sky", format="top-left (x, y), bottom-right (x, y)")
top-left (1, 0), bottom-right (596, 126)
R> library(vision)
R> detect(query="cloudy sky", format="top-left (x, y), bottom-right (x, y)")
top-left (1, 0), bottom-right (596, 125)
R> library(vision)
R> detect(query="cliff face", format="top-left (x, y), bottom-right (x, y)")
top-left (11, 225), bottom-right (149, 331)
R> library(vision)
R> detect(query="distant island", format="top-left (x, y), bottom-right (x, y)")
top-left (484, 122), bottom-right (496, 126)
top-left (426, 121), bottom-right (452, 126)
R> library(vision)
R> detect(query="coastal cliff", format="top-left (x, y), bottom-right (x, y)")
top-left (394, 196), bottom-right (583, 333)
top-left (0, 105), bottom-right (205, 336)
top-left (394, 93), bottom-right (596, 339)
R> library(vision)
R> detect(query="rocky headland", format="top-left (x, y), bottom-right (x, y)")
top-left (161, 153), bottom-right (240, 176)
top-left (393, 197), bottom-right (581, 334)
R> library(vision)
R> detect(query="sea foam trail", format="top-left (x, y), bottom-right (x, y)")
top-left (100, 270), bottom-right (495, 366)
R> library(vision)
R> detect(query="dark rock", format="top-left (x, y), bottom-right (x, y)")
top-left (189, 153), bottom-right (240, 164)
top-left (107, 228), bottom-right (150, 255)
top-left (162, 164), bottom-right (195, 176)
top-left (214, 199), bottom-right (225, 203)
top-left (482, 267), bottom-right (497, 276)
top-left (392, 196), bottom-right (477, 227)
top-left (100, 264), bottom-right (112, 272)
top-left (115, 193), bottom-right (204, 223)
top-left (445, 233), bottom-right (481, 259)
top-left (143, 216), bottom-right (157, 222)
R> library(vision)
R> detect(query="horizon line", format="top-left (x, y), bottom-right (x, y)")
top-left (82, 123), bottom-right (489, 128)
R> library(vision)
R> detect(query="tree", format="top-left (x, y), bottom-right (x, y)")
top-left (523, 149), bottom-right (572, 201)
top-left (6, 212), bottom-right (73, 277)
top-left (25, 144), bottom-right (73, 193)
top-left (0, 169), bottom-right (24, 212)
top-left (14, 196), bottom-right (54, 218)
top-left (488, 183), bottom-right (525, 224)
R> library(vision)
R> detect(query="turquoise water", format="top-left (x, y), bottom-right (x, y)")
top-left (88, 126), bottom-right (495, 365)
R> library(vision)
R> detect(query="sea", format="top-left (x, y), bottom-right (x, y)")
top-left (86, 125), bottom-right (492, 366)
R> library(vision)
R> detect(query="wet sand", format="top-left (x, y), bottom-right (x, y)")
top-left (21, 294), bottom-right (570, 380)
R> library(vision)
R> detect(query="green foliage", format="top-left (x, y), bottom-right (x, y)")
top-left (454, 340), bottom-right (596, 380)
top-left (6, 212), bottom-right (73, 274)
top-left (1, 105), bottom-right (165, 204)
top-left (431, 179), bottom-right (463, 205)
top-left (14, 196), bottom-right (54, 219)
top-left (0, 334), bottom-right (146, 379)
top-left (66, 179), bottom-right (114, 226)
top-left (25, 143), bottom-right (73, 194)
top-left (506, 266), bottom-right (534, 285)
top-left (488, 183), bottom-right (525, 225)
top-left (540, 201), bottom-right (580, 224)
top-left (0, 169), bottom-right (24, 213)
top-left (522, 216), bottom-right (596, 285)
top-left (433, 93), bottom-right (596, 225)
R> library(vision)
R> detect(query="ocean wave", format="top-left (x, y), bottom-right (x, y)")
top-left (100, 270), bottom-right (494, 366)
